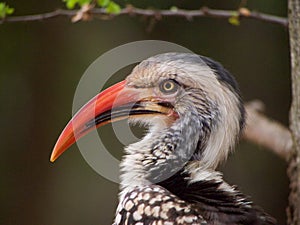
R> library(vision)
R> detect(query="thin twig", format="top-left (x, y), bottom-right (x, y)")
top-left (0, 6), bottom-right (288, 27)
top-left (0, 9), bottom-right (74, 23)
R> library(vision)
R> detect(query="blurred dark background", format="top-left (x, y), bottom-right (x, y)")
top-left (0, 0), bottom-right (289, 224)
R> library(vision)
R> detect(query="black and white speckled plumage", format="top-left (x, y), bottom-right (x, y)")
top-left (114, 175), bottom-right (276, 225)
top-left (113, 53), bottom-right (276, 225)
top-left (114, 185), bottom-right (207, 225)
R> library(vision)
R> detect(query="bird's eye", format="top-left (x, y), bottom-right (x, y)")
top-left (159, 79), bottom-right (179, 94)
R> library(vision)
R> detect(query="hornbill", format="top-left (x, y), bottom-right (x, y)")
top-left (51, 53), bottom-right (276, 225)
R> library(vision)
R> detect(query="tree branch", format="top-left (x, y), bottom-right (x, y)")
top-left (287, 0), bottom-right (300, 224)
top-left (0, 6), bottom-right (288, 27)
top-left (243, 100), bottom-right (292, 161)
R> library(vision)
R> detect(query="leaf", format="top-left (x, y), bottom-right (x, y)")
top-left (97, 0), bottom-right (110, 7)
top-left (170, 6), bottom-right (178, 12)
top-left (228, 16), bottom-right (240, 26)
top-left (106, 1), bottom-right (121, 14)
top-left (64, 0), bottom-right (79, 9)
top-left (5, 6), bottom-right (14, 15)
top-left (63, 0), bottom-right (92, 9)
top-left (0, 3), bottom-right (5, 18)
top-left (0, 2), bottom-right (14, 18)
top-left (78, 0), bottom-right (92, 7)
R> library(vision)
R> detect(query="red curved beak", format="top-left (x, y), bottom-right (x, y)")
top-left (50, 80), bottom-right (175, 162)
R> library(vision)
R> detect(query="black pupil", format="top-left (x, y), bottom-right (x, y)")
top-left (160, 79), bottom-right (178, 94)
top-left (165, 82), bottom-right (172, 90)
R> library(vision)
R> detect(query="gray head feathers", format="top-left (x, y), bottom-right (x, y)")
top-left (121, 52), bottom-right (245, 188)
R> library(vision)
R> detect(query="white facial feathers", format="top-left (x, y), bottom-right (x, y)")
top-left (120, 53), bottom-right (244, 190)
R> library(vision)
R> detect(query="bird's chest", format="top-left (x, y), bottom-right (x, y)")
top-left (113, 185), bottom-right (206, 225)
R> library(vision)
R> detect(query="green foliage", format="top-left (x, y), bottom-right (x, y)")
top-left (170, 6), bottom-right (178, 12)
top-left (0, 2), bottom-right (14, 18)
top-left (63, 0), bottom-right (92, 9)
top-left (228, 12), bottom-right (240, 26)
top-left (105, 1), bottom-right (121, 14)
top-left (63, 0), bottom-right (121, 14)
top-left (97, 0), bottom-right (110, 7)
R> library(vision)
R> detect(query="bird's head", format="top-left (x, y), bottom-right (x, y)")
top-left (51, 53), bottom-right (244, 182)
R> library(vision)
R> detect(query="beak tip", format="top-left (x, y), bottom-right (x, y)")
top-left (50, 147), bottom-right (60, 163)
top-left (50, 154), bottom-right (56, 163)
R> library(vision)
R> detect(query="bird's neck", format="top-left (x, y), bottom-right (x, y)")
top-left (118, 110), bottom-right (262, 224)
top-left (120, 109), bottom-right (211, 191)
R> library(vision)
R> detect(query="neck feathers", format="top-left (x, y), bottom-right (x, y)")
top-left (120, 109), bottom-right (202, 189)
top-left (118, 112), bottom-right (276, 224)
top-left (120, 102), bottom-right (237, 190)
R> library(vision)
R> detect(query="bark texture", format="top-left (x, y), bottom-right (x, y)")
top-left (288, 0), bottom-right (300, 224)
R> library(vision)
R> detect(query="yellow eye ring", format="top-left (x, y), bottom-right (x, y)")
top-left (159, 79), bottom-right (179, 94)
